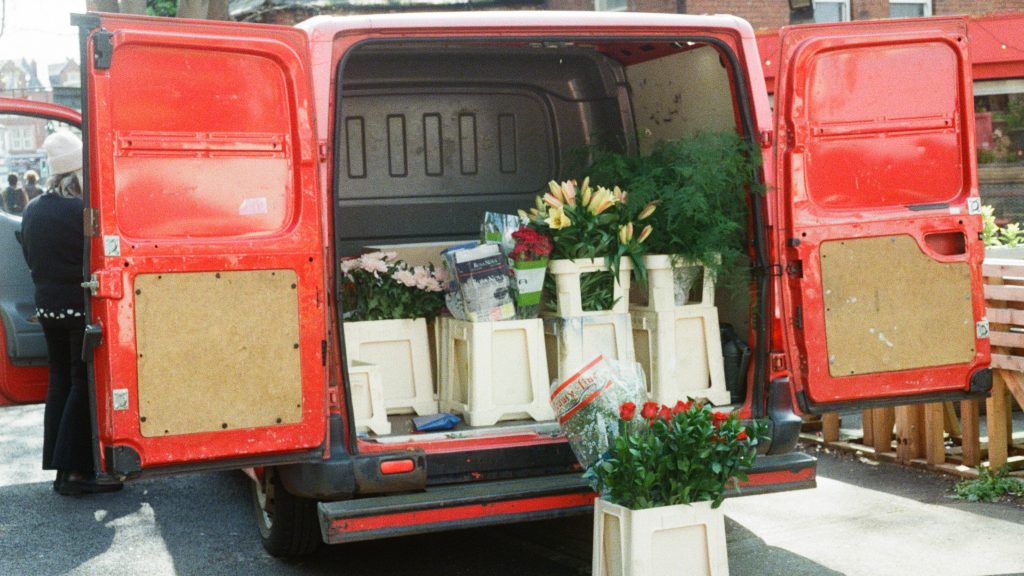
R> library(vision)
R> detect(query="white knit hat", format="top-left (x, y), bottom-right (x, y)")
top-left (43, 130), bottom-right (83, 175)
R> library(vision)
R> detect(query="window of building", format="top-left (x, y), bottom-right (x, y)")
top-left (813, 0), bottom-right (850, 23)
top-left (9, 125), bottom-right (34, 151)
top-left (890, 0), bottom-right (931, 18)
top-left (975, 79), bottom-right (1024, 224)
top-left (594, 0), bottom-right (628, 11)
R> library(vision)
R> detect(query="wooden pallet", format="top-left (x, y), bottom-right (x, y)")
top-left (798, 258), bottom-right (1024, 479)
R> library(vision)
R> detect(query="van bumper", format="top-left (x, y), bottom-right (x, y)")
top-left (317, 451), bottom-right (816, 544)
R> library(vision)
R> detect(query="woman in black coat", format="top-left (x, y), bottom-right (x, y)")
top-left (20, 130), bottom-right (120, 496)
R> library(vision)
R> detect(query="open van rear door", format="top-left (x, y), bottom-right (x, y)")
top-left (77, 13), bottom-right (327, 476)
top-left (0, 99), bottom-right (81, 406)
top-left (774, 18), bottom-right (990, 412)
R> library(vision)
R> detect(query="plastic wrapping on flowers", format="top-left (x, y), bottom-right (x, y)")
top-left (549, 355), bottom-right (647, 468)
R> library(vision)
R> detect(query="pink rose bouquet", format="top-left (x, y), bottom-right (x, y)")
top-left (340, 251), bottom-right (446, 321)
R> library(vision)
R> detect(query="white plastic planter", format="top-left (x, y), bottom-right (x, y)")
top-left (547, 257), bottom-right (633, 317)
top-left (593, 499), bottom-right (729, 576)
top-left (343, 318), bottom-right (437, 416)
top-left (437, 318), bottom-right (554, 426)
top-left (346, 361), bottom-right (391, 436)
top-left (544, 313), bottom-right (635, 384)
top-left (632, 254), bottom-right (716, 312)
top-left (632, 307), bottom-right (731, 406)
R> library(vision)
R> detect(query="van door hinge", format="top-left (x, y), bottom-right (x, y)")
top-left (93, 30), bottom-right (114, 70)
top-left (770, 351), bottom-right (787, 372)
top-left (755, 264), bottom-right (783, 278)
top-left (318, 142), bottom-right (329, 162)
top-left (85, 208), bottom-right (100, 237)
top-left (787, 261), bottom-right (803, 278)
top-left (82, 269), bottom-right (123, 299)
top-left (759, 130), bottom-right (773, 148)
top-left (793, 305), bottom-right (803, 330)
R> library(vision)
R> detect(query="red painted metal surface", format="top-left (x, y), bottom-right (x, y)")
top-left (0, 97), bottom-right (81, 125)
top-left (330, 493), bottom-right (597, 539)
top-left (758, 12), bottom-right (1024, 94)
top-left (83, 14), bottom-right (328, 470)
top-left (773, 18), bottom-right (988, 407)
top-left (0, 322), bottom-right (48, 406)
top-left (0, 98), bottom-right (81, 406)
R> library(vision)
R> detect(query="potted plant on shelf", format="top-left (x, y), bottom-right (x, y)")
top-left (585, 131), bottom-right (761, 308)
top-left (588, 399), bottom-right (766, 576)
top-left (340, 251), bottom-right (446, 416)
top-left (520, 178), bottom-right (655, 317)
top-left (508, 225), bottom-right (554, 319)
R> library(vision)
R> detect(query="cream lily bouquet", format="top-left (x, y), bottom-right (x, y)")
top-left (521, 178), bottom-right (655, 310)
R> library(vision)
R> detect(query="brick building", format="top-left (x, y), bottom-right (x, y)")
top-left (547, 0), bottom-right (1024, 30)
top-left (229, 0), bottom-right (1024, 29)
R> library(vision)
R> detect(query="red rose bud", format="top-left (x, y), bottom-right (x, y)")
top-left (640, 401), bottom-right (660, 420)
top-left (619, 402), bottom-right (637, 421)
top-left (712, 411), bottom-right (729, 428)
top-left (659, 405), bottom-right (672, 422)
top-left (737, 430), bottom-right (748, 441)
top-left (672, 400), bottom-right (692, 414)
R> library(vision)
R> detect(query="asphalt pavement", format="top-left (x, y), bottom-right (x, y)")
top-left (1, 404), bottom-right (1022, 576)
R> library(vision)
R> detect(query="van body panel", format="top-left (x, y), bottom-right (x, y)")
top-left (773, 18), bottom-right (989, 409)
top-left (79, 15), bottom-right (328, 474)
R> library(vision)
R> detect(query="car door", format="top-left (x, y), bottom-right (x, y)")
top-left (774, 18), bottom-right (990, 412)
top-left (77, 13), bottom-right (328, 476)
top-left (0, 98), bottom-right (82, 406)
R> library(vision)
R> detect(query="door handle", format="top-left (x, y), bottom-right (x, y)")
top-left (82, 323), bottom-right (102, 362)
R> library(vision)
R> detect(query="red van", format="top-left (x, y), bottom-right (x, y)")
top-left (0, 11), bottom-right (989, 556)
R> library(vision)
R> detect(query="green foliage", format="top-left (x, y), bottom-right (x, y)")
top-left (339, 252), bottom-right (446, 321)
top-left (584, 132), bottom-right (762, 292)
top-left (1001, 222), bottom-right (1022, 247)
top-left (585, 400), bottom-right (768, 510)
top-left (953, 465), bottom-right (1024, 502)
top-left (982, 205), bottom-right (1024, 248)
top-left (146, 0), bottom-right (177, 17)
top-left (1004, 94), bottom-right (1024, 130)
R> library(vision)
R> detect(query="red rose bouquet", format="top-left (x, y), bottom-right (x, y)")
top-left (509, 225), bottom-right (554, 318)
top-left (585, 399), bottom-right (767, 510)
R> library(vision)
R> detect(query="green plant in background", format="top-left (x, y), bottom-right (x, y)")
top-left (1001, 222), bottom-right (1023, 247)
top-left (146, 0), bottom-right (177, 16)
top-left (1004, 94), bottom-right (1024, 130)
top-left (982, 204), bottom-right (1024, 248)
top-left (583, 131), bottom-right (762, 293)
top-left (983, 205), bottom-right (1002, 246)
top-left (952, 465), bottom-right (1024, 502)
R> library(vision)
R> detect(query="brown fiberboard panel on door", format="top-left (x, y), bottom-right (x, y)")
top-left (134, 270), bottom-right (302, 437)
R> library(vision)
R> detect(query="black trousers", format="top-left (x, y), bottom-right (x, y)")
top-left (40, 315), bottom-right (93, 474)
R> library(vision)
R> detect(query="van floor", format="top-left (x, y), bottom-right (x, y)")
top-left (360, 404), bottom-right (742, 444)
top-left (359, 414), bottom-right (562, 444)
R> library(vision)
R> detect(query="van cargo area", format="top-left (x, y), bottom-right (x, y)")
top-left (333, 38), bottom-right (755, 442)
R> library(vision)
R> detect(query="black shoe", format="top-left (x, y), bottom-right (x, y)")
top-left (52, 470), bottom-right (66, 492)
top-left (58, 474), bottom-right (124, 496)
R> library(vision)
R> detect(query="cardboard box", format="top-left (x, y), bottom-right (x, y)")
top-left (364, 241), bottom-right (466, 269)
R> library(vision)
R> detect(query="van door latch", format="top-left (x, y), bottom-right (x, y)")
top-left (82, 323), bottom-right (102, 362)
top-left (82, 269), bottom-right (123, 299)
top-left (93, 30), bottom-right (114, 70)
